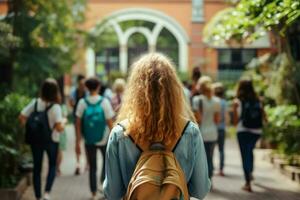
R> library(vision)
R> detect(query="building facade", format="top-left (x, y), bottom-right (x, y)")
top-left (0, 0), bottom-right (272, 79)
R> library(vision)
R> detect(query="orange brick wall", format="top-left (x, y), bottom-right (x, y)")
top-left (0, 3), bottom-right (8, 14)
top-left (84, 2), bottom-right (192, 34)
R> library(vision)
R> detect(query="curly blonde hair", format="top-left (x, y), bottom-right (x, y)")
top-left (117, 53), bottom-right (195, 145)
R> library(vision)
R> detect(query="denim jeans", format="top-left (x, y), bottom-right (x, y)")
top-left (217, 129), bottom-right (225, 171)
top-left (237, 131), bottom-right (260, 183)
top-left (85, 144), bottom-right (106, 193)
top-left (204, 141), bottom-right (216, 179)
top-left (31, 142), bottom-right (58, 199)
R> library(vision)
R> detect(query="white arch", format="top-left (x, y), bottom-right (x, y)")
top-left (88, 8), bottom-right (190, 73)
top-left (123, 27), bottom-right (153, 47)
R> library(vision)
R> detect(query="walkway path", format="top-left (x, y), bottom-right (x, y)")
top-left (22, 125), bottom-right (300, 200)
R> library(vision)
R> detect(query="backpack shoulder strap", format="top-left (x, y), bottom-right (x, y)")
top-left (117, 122), bottom-right (126, 131)
top-left (34, 99), bottom-right (38, 112)
top-left (45, 103), bottom-right (54, 112)
top-left (172, 120), bottom-right (190, 152)
top-left (96, 96), bottom-right (104, 105)
top-left (84, 97), bottom-right (92, 106)
top-left (117, 122), bottom-right (144, 152)
top-left (84, 96), bottom-right (104, 107)
top-left (119, 120), bottom-right (191, 153)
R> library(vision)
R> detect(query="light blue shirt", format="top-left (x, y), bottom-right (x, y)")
top-left (103, 121), bottom-right (211, 200)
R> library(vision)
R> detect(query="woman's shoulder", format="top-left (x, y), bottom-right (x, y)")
top-left (109, 122), bottom-right (128, 143)
top-left (182, 121), bottom-right (201, 139)
top-left (109, 121), bottom-right (201, 143)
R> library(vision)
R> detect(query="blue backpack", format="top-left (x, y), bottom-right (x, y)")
top-left (81, 97), bottom-right (106, 145)
top-left (25, 100), bottom-right (53, 145)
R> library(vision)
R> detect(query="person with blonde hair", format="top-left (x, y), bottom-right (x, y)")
top-left (192, 76), bottom-right (221, 182)
top-left (111, 78), bottom-right (126, 113)
top-left (104, 53), bottom-right (210, 200)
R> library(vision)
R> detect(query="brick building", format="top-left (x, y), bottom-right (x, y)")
top-left (0, 0), bottom-right (272, 79)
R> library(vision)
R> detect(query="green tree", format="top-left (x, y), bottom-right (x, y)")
top-left (204, 0), bottom-right (300, 104)
top-left (0, 21), bottom-right (21, 95)
top-left (204, 0), bottom-right (300, 46)
top-left (0, 0), bottom-right (86, 96)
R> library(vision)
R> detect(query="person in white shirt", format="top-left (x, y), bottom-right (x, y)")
top-left (192, 76), bottom-right (221, 182)
top-left (19, 78), bottom-right (65, 200)
top-left (75, 77), bottom-right (114, 200)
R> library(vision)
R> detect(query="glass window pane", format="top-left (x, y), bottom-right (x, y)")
top-left (218, 49), bottom-right (231, 64)
top-left (242, 49), bottom-right (256, 64)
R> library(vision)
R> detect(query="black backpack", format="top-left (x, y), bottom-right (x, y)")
top-left (240, 100), bottom-right (263, 129)
top-left (25, 100), bottom-right (53, 145)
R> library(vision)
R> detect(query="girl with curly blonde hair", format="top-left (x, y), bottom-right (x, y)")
top-left (103, 53), bottom-right (210, 200)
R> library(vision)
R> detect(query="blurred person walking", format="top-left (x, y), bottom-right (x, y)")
top-left (213, 82), bottom-right (229, 176)
top-left (111, 78), bottom-right (126, 113)
top-left (75, 77), bottom-right (114, 200)
top-left (191, 66), bottom-right (202, 98)
top-left (69, 74), bottom-right (87, 175)
top-left (56, 104), bottom-right (68, 176)
top-left (233, 79), bottom-right (267, 192)
top-left (19, 78), bottom-right (66, 200)
top-left (192, 76), bottom-right (221, 182)
top-left (104, 53), bottom-right (211, 200)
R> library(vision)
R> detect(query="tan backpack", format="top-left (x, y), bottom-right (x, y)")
top-left (124, 142), bottom-right (189, 200)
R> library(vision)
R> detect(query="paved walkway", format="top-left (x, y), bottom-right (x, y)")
top-left (22, 125), bottom-right (300, 200)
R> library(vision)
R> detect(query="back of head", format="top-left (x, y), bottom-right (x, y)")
top-left (197, 76), bottom-right (213, 96)
top-left (85, 77), bottom-right (101, 92)
top-left (113, 78), bottom-right (126, 94)
top-left (213, 82), bottom-right (225, 98)
top-left (77, 74), bottom-right (85, 83)
top-left (41, 78), bottom-right (61, 103)
top-left (117, 53), bottom-right (195, 145)
top-left (237, 78), bottom-right (258, 101)
top-left (192, 67), bottom-right (201, 83)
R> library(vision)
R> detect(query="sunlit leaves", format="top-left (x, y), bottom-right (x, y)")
top-left (204, 0), bottom-right (300, 45)
top-left (0, 22), bottom-right (20, 57)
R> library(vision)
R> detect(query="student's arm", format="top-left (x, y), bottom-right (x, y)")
top-left (75, 117), bottom-right (82, 155)
top-left (188, 124), bottom-right (211, 199)
top-left (102, 98), bottom-right (115, 131)
top-left (69, 89), bottom-right (76, 107)
top-left (75, 99), bottom-right (85, 155)
top-left (106, 119), bottom-right (113, 131)
top-left (103, 127), bottom-right (126, 199)
top-left (192, 96), bottom-right (202, 124)
top-left (19, 115), bottom-right (27, 126)
top-left (194, 111), bottom-right (201, 125)
top-left (53, 117), bottom-right (67, 132)
top-left (214, 112), bottom-right (221, 124)
top-left (225, 104), bottom-right (231, 126)
top-left (51, 105), bottom-right (65, 132)
top-left (232, 99), bottom-right (239, 126)
top-left (19, 99), bottom-right (35, 126)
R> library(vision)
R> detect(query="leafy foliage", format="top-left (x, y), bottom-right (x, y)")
top-left (264, 105), bottom-right (300, 160)
top-left (0, 93), bottom-right (30, 187)
top-left (0, 22), bottom-right (20, 58)
top-left (204, 0), bottom-right (300, 44)
top-left (2, 0), bottom-right (87, 96)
